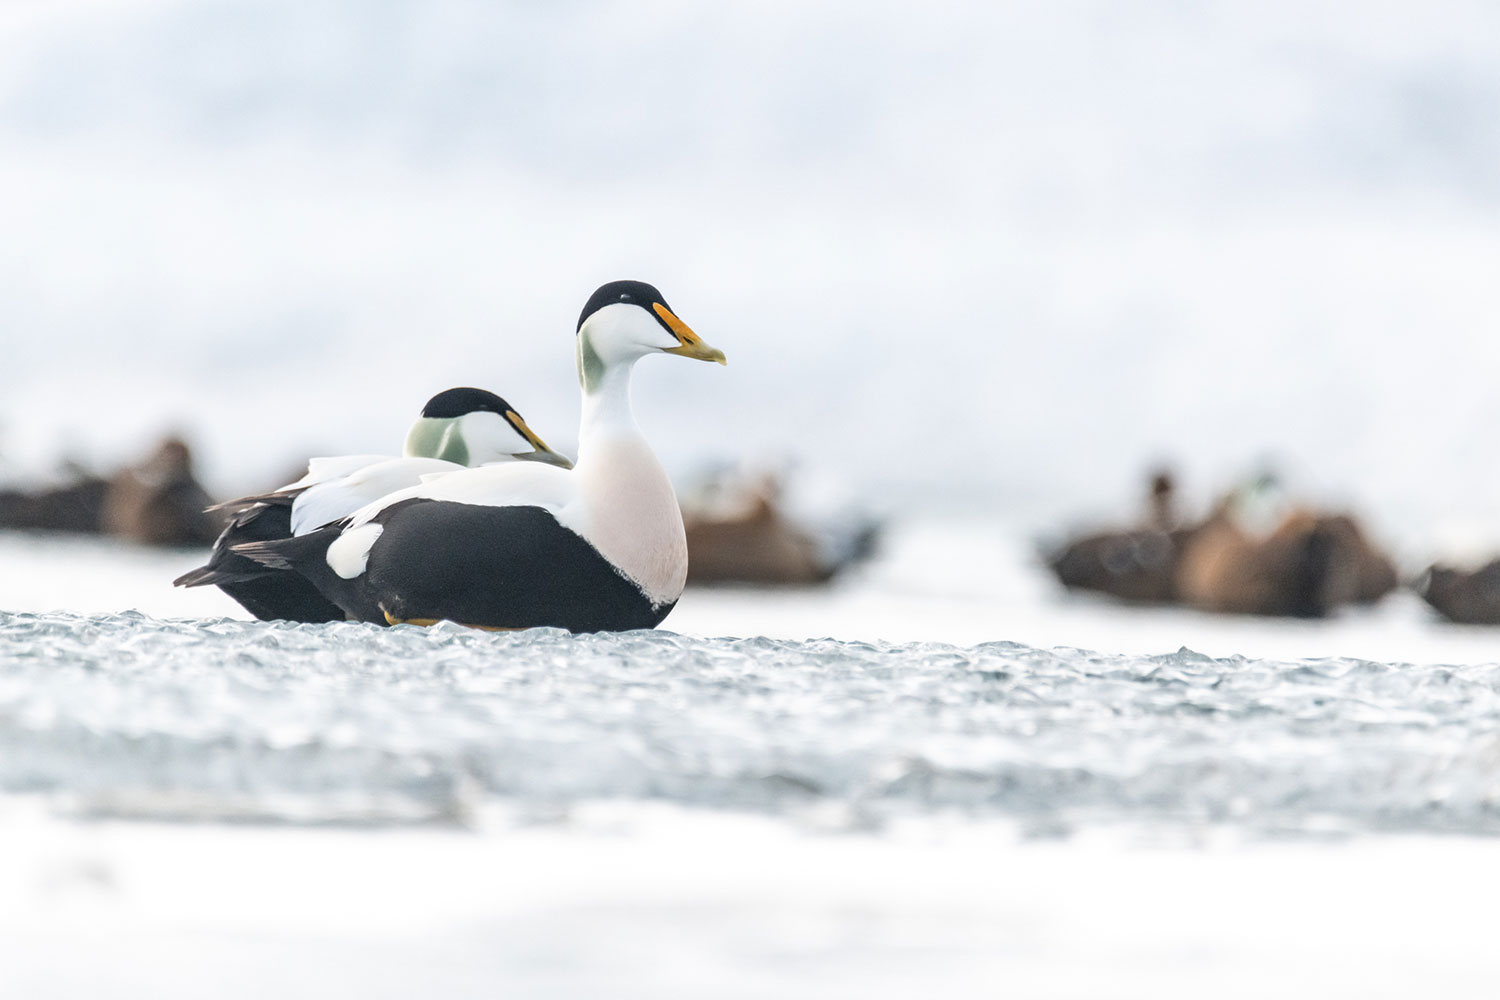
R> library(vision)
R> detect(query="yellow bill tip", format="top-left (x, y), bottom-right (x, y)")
top-left (653, 303), bottom-right (725, 365)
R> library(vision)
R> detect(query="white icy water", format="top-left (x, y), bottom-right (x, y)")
top-left (4, 602), bottom-right (1500, 834)
top-left (3, 525), bottom-right (1500, 997)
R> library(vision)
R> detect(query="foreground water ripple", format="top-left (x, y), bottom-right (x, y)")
top-left (2, 610), bottom-right (1500, 832)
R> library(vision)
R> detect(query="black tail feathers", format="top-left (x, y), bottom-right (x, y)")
top-left (231, 528), bottom-right (339, 574)
top-left (173, 553), bottom-right (278, 588)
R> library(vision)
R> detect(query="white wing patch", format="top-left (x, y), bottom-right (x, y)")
top-left (290, 457), bottom-right (463, 535)
top-left (346, 462), bottom-right (577, 529)
top-left (280, 454), bottom-right (390, 492)
top-left (326, 524), bottom-right (384, 579)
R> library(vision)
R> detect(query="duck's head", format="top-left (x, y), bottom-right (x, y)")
top-left (403, 387), bottom-right (572, 468)
top-left (576, 280), bottom-right (726, 389)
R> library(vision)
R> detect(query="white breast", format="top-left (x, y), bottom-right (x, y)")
top-left (561, 433), bottom-right (687, 608)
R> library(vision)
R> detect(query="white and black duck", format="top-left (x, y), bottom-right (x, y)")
top-left (232, 280), bottom-right (726, 633)
top-left (174, 387), bottom-right (568, 622)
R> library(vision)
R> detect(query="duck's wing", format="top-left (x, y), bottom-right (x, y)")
top-left (229, 463), bottom-right (582, 626)
top-left (364, 499), bottom-right (671, 632)
top-left (289, 456), bottom-right (465, 535)
top-left (344, 461), bottom-right (577, 529)
top-left (280, 454), bottom-right (393, 491)
top-left (207, 454), bottom-right (393, 513)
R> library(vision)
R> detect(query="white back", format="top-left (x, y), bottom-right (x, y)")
top-left (290, 456), bottom-right (465, 535)
top-left (279, 454), bottom-right (390, 492)
top-left (346, 461), bottom-right (577, 529)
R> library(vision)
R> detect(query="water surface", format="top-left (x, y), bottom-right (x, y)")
top-left (3, 610), bottom-right (1498, 835)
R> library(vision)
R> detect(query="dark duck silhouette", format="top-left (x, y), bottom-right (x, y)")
top-left (1414, 560), bottom-right (1500, 624)
top-left (1174, 506), bottom-right (1396, 618)
top-left (1046, 470), bottom-right (1189, 604)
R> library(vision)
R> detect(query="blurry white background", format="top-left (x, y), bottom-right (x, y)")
top-left (6, 11), bottom-right (1500, 996)
top-left (1, 0), bottom-right (1497, 555)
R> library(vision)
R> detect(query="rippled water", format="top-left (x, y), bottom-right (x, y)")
top-left (3, 609), bottom-right (1500, 835)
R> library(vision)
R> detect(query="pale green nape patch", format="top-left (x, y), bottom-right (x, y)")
top-left (434, 425), bottom-right (469, 465)
top-left (577, 329), bottom-right (605, 392)
top-left (403, 417), bottom-right (469, 465)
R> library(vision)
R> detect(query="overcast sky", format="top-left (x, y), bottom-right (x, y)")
top-left (1, 0), bottom-right (1497, 550)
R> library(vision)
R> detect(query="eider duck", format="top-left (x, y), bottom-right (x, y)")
top-left (0, 438), bottom-right (218, 542)
top-left (174, 387), bottom-right (568, 622)
top-left (1174, 505), bottom-right (1396, 618)
top-left (680, 470), bottom-right (880, 585)
top-left (232, 280), bottom-right (726, 633)
top-left (1046, 469), bottom-right (1188, 605)
top-left (1414, 560), bottom-right (1500, 625)
top-left (103, 436), bottom-right (223, 547)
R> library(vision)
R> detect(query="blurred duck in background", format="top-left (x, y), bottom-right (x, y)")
top-left (680, 466), bottom-right (881, 586)
top-left (1049, 468), bottom-right (1398, 618)
top-left (0, 460), bottom-right (110, 536)
top-left (1046, 468), bottom-right (1189, 604)
top-left (1414, 560), bottom-right (1500, 624)
top-left (0, 435), bottom-right (221, 546)
top-left (103, 437), bottom-right (222, 547)
top-left (1175, 504), bottom-right (1396, 618)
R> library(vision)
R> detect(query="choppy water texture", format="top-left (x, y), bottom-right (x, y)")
top-left (4, 610), bottom-right (1500, 835)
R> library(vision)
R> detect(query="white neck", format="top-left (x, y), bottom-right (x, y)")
top-left (577, 360), bottom-right (641, 458)
top-left (568, 354), bottom-right (688, 608)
